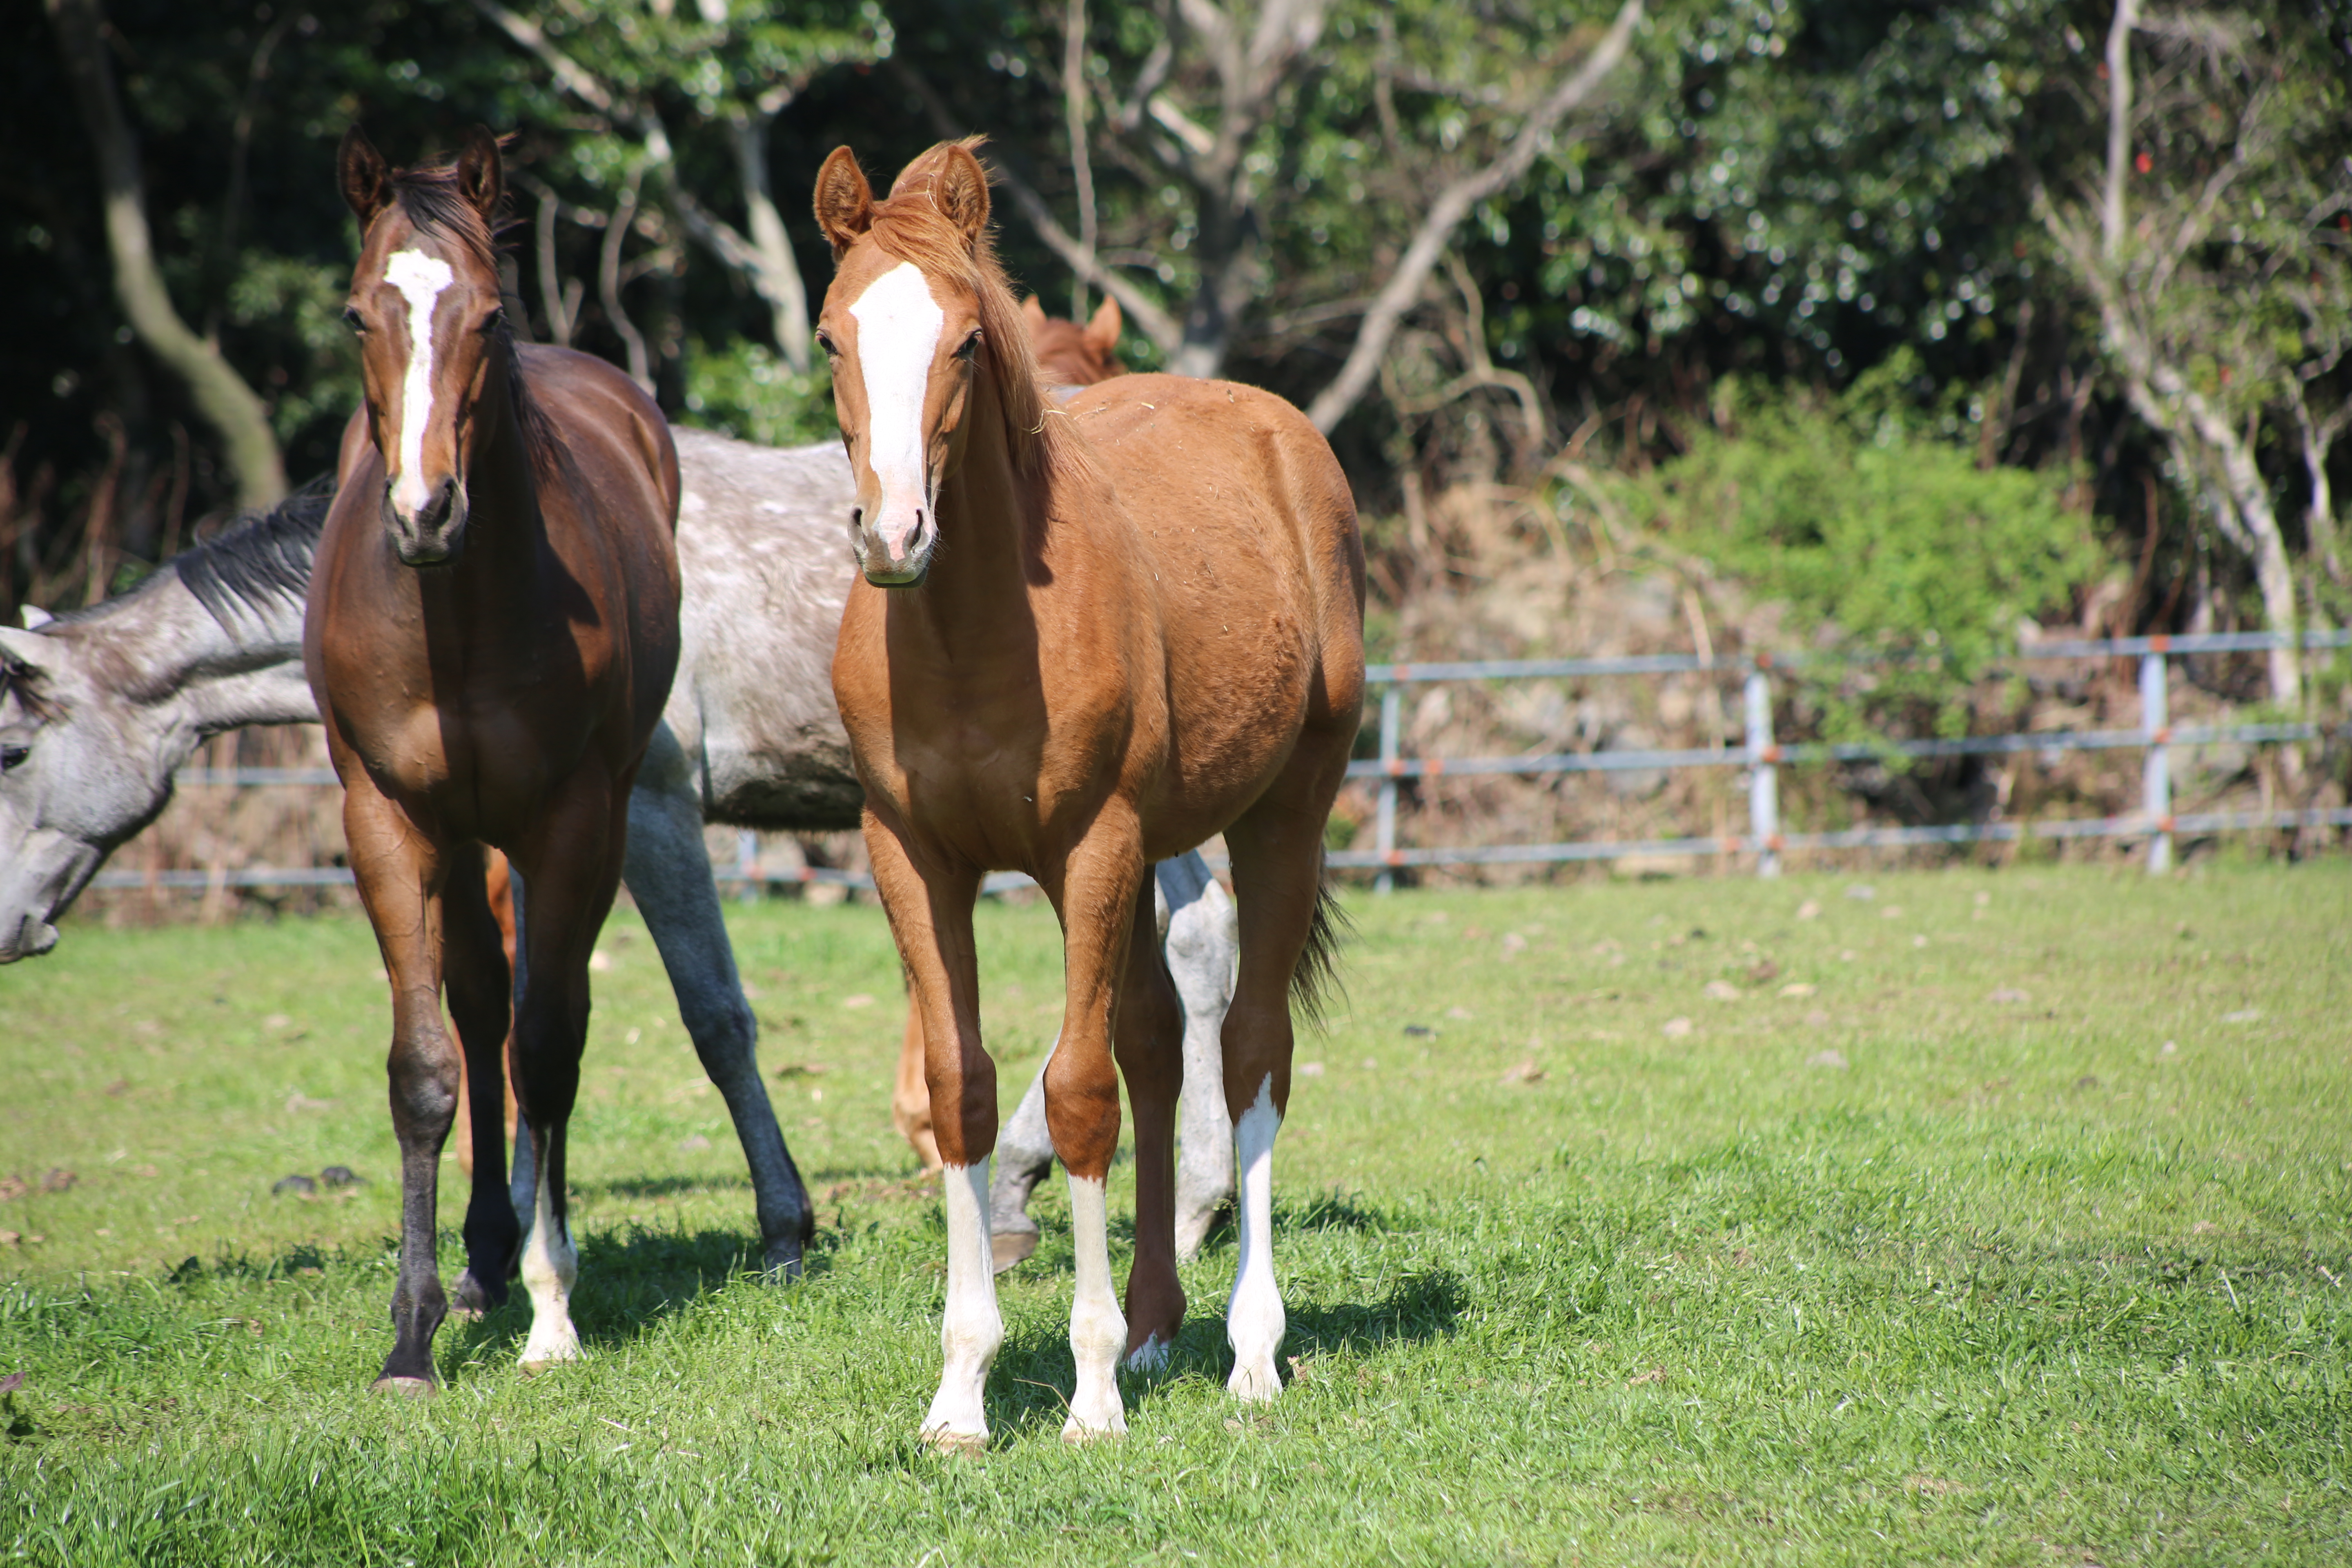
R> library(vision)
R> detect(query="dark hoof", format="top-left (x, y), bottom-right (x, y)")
top-left (370, 1375), bottom-right (437, 1398)
top-left (449, 1269), bottom-right (506, 1318)
top-left (760, 1241), bottom-right (806, 1282)
top-left (990, 1227), bottom-right (1039, 1274)
top-left (272, 1174), bottom-right (317, 1196)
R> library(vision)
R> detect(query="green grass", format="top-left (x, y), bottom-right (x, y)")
top-left (2, 864), bottom-right (2348, 1565)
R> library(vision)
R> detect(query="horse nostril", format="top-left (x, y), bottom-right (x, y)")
top-left (851, 507), bottom-right (864, 530)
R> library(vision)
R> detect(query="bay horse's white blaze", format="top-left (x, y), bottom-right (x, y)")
top-left (382, 248), bottom-right (454, 516)
top-left (922, 1162), bottom-right (1002, 1451)
top-left (846, 261), bottom-right (944, 560)
top-left (1064, 1174), bottom-right (1129, 1439)
top-left (1226, 1074), bottom-right (1285, 1400)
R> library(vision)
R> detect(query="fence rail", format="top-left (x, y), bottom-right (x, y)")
top-left (89, 630), bottom-right (2350, 895)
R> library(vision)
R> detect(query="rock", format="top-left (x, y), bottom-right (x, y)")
top-left (1499, 1060), bottom-right (1546, 1085)
top-left (1844, 884), bottom-right (1876, 901)
top-left (1806, 1049), bottom-right (1849, 1070)
top-left (1661, 1017), bottom-right (1695, 1038)
top-left (1703, 980), bottom-right (1742, 1002)
top-left (1746, 959), bottom-right (1780, 984)
top-left (38, 1169), bottom-right (74, 1194)
top-left (679, 1134), bottom-right (713, 1152)
top-left (1446, 1006), bottom-right (1473, 1020)
top-left (1988, 988), bottom-right (2030, 1004)
top-left (272, 1174), bottom-right (317, 1196)
top-left (319, 1166), bottom-right (365, 1189)
top-left (1778, 982), bottom-right (1817, 998)
top-left (839, 993), bottom-right (877, 1009)
top-left (1297, 1062), bottom-right (1326, 1078)
top-left (1795, 900), bottom-right (1822, 920)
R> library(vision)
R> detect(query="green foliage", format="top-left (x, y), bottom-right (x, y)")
top-left (679, 340), bottom-right (838, 449)
top-left (1636, 358), bottom-right (2101, 739)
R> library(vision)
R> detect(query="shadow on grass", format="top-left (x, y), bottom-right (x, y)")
top-left (973, 1265), bottom-right (1472, 1443)
top-left (579, 1173), bottom-right (755, 1201)
top-left (441, 1223), bottom-right (826, 1369)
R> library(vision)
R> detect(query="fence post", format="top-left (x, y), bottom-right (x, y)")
top-left (737, 829), bottom-right (761, 902)
top-left (1373, 683), bottom-right (1401, 894)
top-left (1744, 659), bottom-right (1781, 878)
top-left (2141, 644), bottom-right (2172, 875)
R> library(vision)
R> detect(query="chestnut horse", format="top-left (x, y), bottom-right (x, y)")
top-left (1021, 294), bottom-right (1125, 392)
top-left (813, 140), bottom-right (1363, 1448)
top-left (308, 127), bottom-right (681, 1392)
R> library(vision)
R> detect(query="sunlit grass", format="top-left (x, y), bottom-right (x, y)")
top-left (2, 864), bottom-right (2348, 1564)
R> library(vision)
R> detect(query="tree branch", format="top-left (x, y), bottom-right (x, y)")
top-left (1305, 0), bottom-right (1643, 434)
top-left (45, 0), bottom-right (285, 508)
top-left (2102, 0), bottom-right (2139, 263)
top-left (885, 56), bottom-right (1185, 354)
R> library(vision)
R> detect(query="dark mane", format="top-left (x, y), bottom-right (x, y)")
top-left (376, 149), bottom-right (580, 497)
top-left (54, 478), bottom-right (333, 636)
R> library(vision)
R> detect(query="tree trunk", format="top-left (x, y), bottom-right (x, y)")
top-left (46, 0), bottom-right (285, 510)
top-left (729, 113), bottom-right (810, 375)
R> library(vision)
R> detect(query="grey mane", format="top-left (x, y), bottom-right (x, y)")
top-left (56, 479), bottom-right (333, 638)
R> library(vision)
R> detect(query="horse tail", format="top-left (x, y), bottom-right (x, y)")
top-left (1289, 869), bottom-right (1351, 1029)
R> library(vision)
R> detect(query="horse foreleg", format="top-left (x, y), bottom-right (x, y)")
top-left (625, 726), bottom-right (813, 1277)
top-left (343, 784), bottom-right (460, 1394)
top-left (1158, 853), bottom-right (1238, 1258)
top-left (1042, 827), bottom-right (1156, 1440)
top-left (444, 846), bottom-right (521, 1316)
top-left (866, 812), bottom-right (996, 1452)
top-left (506, 771), bottom-right (629, 1371)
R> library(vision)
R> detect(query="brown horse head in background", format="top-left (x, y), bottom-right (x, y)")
top-left (1022, 294), bottom-right (1125, 390)
top-left (815, 138), bottom-right (1363, 1452)
top-left (310, 125), bottom-right (682, 1395)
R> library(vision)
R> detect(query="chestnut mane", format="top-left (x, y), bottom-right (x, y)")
top-left (862, 141), bottom-right (1088, 487)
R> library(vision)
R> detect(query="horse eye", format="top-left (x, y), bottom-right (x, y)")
top-left (342, 306), bottom-right (365, 333)
top-left (480, 308), bottom-right (506, 335)
top-left (814, 331), bottom-right (838, 359)
top-left (956, 331), bottom-right (983, 360)
top-left (0, 742), bottom-right (27, 774)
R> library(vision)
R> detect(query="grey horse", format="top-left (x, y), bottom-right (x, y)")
top-left (0, 429), bottom-right (1238, 1270)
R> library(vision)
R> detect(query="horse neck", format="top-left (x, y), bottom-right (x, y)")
top-left (66, 569), bottom-right (316, 738)
top-left (454, 348), bottom-right (544, 577)
top-left (906, 368), bottom-right (1045, 651)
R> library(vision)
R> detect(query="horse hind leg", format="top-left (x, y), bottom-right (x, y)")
top-left (1217, 795), bottom-right (1348, 1402)
top-left (1157, 853), bottom-right (1237, 1259)
top-left (623, 739), bottom-right (813, 1278)
top-left (1113, 877), bottom-right (1187, 1373)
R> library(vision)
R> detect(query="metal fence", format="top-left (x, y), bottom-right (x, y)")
top-left (91, 629), bottom-right (2350, 897)
top-left (1344, 629), bottom-right (2352, 889)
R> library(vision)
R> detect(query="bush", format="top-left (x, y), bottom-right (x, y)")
top-left (679, 339), bottom-right (839, 450)
top-left (1633, 362), bottom-right (2102, 741)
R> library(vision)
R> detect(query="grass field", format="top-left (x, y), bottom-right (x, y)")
top-left (1, 864), bottom-right (2348, 1565)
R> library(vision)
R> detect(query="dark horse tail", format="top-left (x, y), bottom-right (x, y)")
top-left (1289, 867), bottom-right (1351, 1029)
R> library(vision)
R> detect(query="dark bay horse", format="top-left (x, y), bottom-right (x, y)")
top-left (309, 127), bottom-right (680, 1391)
top-left (813, 140), bottom-right (1364, 1447)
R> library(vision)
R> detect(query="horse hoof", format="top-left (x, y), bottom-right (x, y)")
top-left (760, 1242), bottom-right (805, 1282)
top-left (1060, 1416), bottom-right (1127, 1445)
top-left (989, 1228), bottom-right (1038, 1275)
top-left (370, 1375), bottom-right (437, 1399)
top-left (1227, 1359), bottom-right (1282, 1403)
top-left (448, 1270), bottom-right (503, 1319)
top-left (920, 1426), bottom-right (988, 1457)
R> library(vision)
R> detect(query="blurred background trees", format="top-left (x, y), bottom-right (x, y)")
top-left (3, 0), bottom-right (2347, 713)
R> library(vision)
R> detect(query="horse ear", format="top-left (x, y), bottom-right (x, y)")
top-left (0, 627), bottom-right (48, 680)
top-left (813, 147), bottom-right (874, 259)
top-left (934, 143), bottom-right (991, 250)
top-left (1021, 296), bottom-right (1048, 334)
top-left (456, 125), bottom-right (504, 224)
top-left (1085, 296), bottom-right (1122, 356)
top-left (339, 125), bottom-right (391, 227)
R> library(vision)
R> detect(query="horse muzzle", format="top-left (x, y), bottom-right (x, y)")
top-left (382, 476), bottom-right (470, 568)
top-left (852, 504), bottom-right (934, 588)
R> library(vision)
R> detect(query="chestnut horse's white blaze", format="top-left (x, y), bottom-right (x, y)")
top-left (846, 261), bottom-right (945, 561)
top-left (924, 1162), bottom-right (1001, 1449)
top-left (1227, 1074), bottom-right (1285, 1400)
top-left (382, 249), bottom-right (454, 516)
